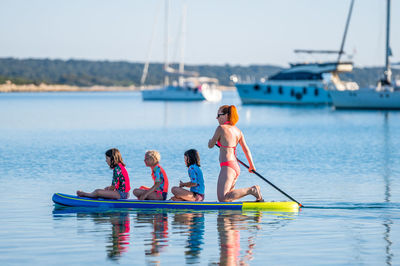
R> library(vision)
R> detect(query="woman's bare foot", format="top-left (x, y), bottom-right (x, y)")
top-left (250, 185), bottom-right (263, 202)
top-left (76, 191), bottom-right (89, 197)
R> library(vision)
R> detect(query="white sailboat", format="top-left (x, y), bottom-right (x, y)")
top-left (141, 0), bottom-right (222, 102)
top-left (330, 0), bottom-right (400, 110)
top-left (235, 0), bottom-right (357, 105)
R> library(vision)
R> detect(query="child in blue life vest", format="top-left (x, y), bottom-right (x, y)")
top-left (171, 149), bottom-right (205, 201)
top-left (133, 150), bottom-right (169, 200)
top-left (77, 148), bottom-right (131, 199)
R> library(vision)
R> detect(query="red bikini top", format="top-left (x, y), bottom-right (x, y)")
top-left (217, 140), bottom-right (237, 149)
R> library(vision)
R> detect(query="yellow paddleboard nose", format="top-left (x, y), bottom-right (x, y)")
top-left (242, 201), bottom-right (300, 212)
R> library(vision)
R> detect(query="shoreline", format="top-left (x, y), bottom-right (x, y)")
top-left (0, 81), bottom-right (235, 93)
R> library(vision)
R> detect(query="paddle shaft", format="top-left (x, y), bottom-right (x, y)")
top-left (216, 144), bottom-right (303, 207)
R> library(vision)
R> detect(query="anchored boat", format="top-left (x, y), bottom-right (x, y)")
top-left (140, 0), bottom-right (222, 102)
top-left (235, 60), bottom-right (357, 105)
top-left (235, 0), bottom-right (358, 105)
top-left (142, 77), bottom-right (222, 102)
top-left (52, 193), bottom-right (300, 212)
top-left (330, 0), bottom-right (400, 110)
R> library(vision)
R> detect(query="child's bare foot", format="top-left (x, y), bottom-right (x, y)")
top-left (250, 185), bottom-right (263, 202)
top-left (76, 191), bottom-right (83, 197)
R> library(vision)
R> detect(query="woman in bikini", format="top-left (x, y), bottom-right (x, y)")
top-left (208, 105), bottom-right (263, 202)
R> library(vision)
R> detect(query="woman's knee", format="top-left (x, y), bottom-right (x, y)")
top-left (218, 194), bottom-right (225, 202)
top-left (218, 192), bottom-right (232, 202)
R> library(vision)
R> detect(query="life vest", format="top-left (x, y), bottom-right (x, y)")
top-left (151, 164), bottom-right (169, 193)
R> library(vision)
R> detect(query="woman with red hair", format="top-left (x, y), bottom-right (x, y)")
top-left (208, 105), bottom-right (263, 202)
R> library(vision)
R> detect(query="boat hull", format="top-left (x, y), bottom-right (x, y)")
top-left (52, 193), bottom-right (299, 212)
top-left (235, 83), bottom-right (332, 105)
top-left (330, 89), bottom-right (400, 109)
top-left (141, 85), bottom-right (222, 102)
top-left (142, 87), bottom-right (205, 101)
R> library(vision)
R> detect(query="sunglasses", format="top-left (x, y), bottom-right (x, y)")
top-left (217, 113), bottom-right (225, 118)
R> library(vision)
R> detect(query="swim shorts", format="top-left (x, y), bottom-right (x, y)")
top-left (118, 191), bottom-right (129, 199)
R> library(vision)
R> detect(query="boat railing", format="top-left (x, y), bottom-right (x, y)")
top-left (326, 73), bottom-right (359, 91)
top-left (343, 81), bottom-right (359, 91)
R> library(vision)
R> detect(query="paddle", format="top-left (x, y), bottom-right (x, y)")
top-left (216, 144), bottom-right (303, 207)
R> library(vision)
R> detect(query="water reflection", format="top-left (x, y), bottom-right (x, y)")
top-left (215, 211), bottom-right (296, 266)
top-left (52, 207), bottom-right (297, 264)
top-left (135, 210), bottom-right (169, 263)
top-left (216, 211), bottom-right (261, 265)
top-left (382, 113), bottom-right (393, 265)
top-left (107, 212), bottom-right (130, 260)
top-left (52, 207), bottom-right (130, 261)
top-left (172, 212), bottom-right (205, 264)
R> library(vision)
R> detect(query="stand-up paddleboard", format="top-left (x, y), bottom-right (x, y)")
top-left (52, 193), bottom-right (299, 212)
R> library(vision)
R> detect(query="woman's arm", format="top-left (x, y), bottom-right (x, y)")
top-left (238, 132), bottom-right (256, 172)
top-left (140, 182), bottom-right (161, 200)
top-left (208, 126), bottom-right (222, 148)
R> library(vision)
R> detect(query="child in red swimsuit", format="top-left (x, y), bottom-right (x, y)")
top-left (133, 150), bottom-right (169, 200)
top-left (77, 148), bottom-right (131, 199)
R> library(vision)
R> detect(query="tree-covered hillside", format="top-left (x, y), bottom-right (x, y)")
top-left (0, 58), bottom-right (398, 88)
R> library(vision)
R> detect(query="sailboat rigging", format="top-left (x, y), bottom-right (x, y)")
top-left (234, 0), bottom-right (357, 105)
top-left (330, 0), bottom-right (400, 109)
top-left (141, 0), bottom-right (222, 102)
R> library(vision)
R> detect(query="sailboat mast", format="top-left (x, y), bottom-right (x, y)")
top-left (337, 0), bottom-right (354, 62)
top-left (384, 0), bottom-right (392, 84)
top-left (140, 1), bottom-right (162, 86)
top-left (164, 0), bottom-right (170, 86)
top-left (179, 0), bottom-right (187, 76)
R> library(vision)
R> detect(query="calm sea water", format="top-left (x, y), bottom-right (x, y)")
top-left (0, 91), bottom-right (399, 265)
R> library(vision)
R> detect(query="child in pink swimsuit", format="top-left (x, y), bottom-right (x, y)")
top-left (77, 148), bottom-right (131, 199)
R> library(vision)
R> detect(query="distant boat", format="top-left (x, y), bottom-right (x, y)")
top-left (235, 0), bottom-right (357, 105)
top-left (141, 0), bottom-right (222, 102)
top-left (235, 59), bottom-right (357, 105)
top-left (142, 77), bottom-right (222, 101)
top-left (330, 0), bottom-right (400, 110)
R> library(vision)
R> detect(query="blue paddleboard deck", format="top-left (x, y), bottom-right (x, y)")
top-left (52, 193), bottom-right (299, 212)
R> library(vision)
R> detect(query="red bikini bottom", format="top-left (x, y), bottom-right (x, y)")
top-left (220, 160), bottom-right (240, 177)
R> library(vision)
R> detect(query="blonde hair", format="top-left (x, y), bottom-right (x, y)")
top-left (145, 150), bottom-right (160, 166)
top-left (219, 105), bottom-right (239, 126)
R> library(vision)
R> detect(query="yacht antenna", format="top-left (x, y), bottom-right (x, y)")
top-left (337, 0), bottom-right (355, 62)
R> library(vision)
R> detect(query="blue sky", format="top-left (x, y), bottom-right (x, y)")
top-left (1, 0), bottom-right (398, 67)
